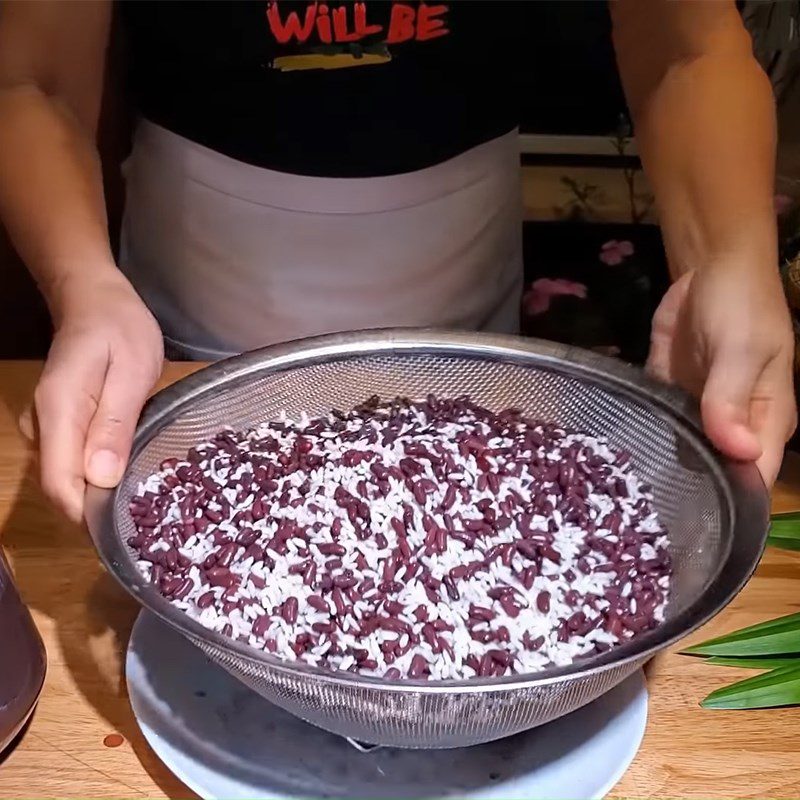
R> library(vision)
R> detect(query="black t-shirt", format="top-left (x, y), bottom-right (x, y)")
top-left (119, 1), bottom-right (530, 177)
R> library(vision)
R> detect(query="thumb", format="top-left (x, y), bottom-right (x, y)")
top-left (84, 362), bottom-right (153, 488)
top-left (35, 349), bottom-right (108, 522)
top-left (701, 344), bottom-right (764, 462)
top-left (18, 404), bottom-right (35, 442)
top-left (646, 272), bottom-right (694, 383)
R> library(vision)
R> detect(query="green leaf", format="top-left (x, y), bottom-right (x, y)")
top-left (765, 512), bottom-right (800, 550)
top-left (767, 533), bottom-right (800, 551)
top-left (682, 611), bottom-right (800, 656)
top-left (769, 518), bottom-right (800, 531)
top-left (768, 516), bottom-right (800, 532)
top-left (701, 665), bottom-right (800, 709)
top-left (706, 655), bottom-right (800, 670)
top-left (768, 516), bottom-right (800, 549)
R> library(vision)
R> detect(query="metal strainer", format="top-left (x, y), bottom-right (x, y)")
top-left (85, 330), bottom-right (769, 749)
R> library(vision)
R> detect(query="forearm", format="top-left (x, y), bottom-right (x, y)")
top-left (0, 84), bottom-right (120, 318)
top-left (633, 53), bottom-right (777, 279)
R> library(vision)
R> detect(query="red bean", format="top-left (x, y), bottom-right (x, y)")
top-left (307, 595), bottom-right (328, 612)
top-left (280, 596), bottom-right (299, 624)
top-left (216, 543), bottom-right (237, 568)
top-left (160, 576), bottom-right (181, 596)
top-left (382, 558), bottom-right (397, 583)
top-left (469, 605), bottom-right (495, 622)
top-left (173, 578), bottom-right (194, 600)
top-left (499, 594), bottom-right (521, 618)
top-left (312, 621), bottom-right (335, 634)
top-left (206, 567), bottom-right (237, 588)
top-left (247, 574), bottom-right (265, 591)
top-left (536, 591), bottom-right (551, 614)
top-left (495, 625), bottom-right (511, 644)
top-left (379, 617), bottom-right (411, 634)
top-left (244, 543), bottom-right (265, 562)
top-left (489, 649), bottom-right (512, 666)
top-left (331, 588), bottom-right (350, 617)
top-left (564, 589), bottom-right (580, 607)
top-left (541, 545), bottom-right (561, 564)
top-left (516, 540), bottom-right (539, 559)
top-left (408, 654), bottom-right (428, 678)
top-left (479, 653), bottom-right (494, 677)
top-left (204, 508), bottom-right (223, 524)
top-left (197, 591), bottom-right (216, 609)
top-left (252, 614), bottom-right (271, 638)
top-left (521, 567), bottom-right (536, 590)
top-left (302, 562), bottom-right (316, 587)
top-left (317, 542), bottom-right (345, 557)
top-left (451, 531), bottom-right (476, 548)
top-left (412, 482), bottom-right (427, 505)
top-left (384, 600), bottom-right (404, 615)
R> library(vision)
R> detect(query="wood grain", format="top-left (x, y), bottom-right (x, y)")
top-left (0, 360), bottom-right (799, 798)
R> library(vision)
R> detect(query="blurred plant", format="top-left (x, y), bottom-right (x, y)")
top-left (558, 177), bottom-right (603, 222)
top-left (610, 115), bottom-right (655, 225)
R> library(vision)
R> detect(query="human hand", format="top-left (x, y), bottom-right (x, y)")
top-left (22, 273), bottom-right (163, 521)
top-left (647, 264), bottom-right (796, 487)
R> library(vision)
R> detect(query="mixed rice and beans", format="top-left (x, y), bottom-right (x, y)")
top-left (128, 395), bottom-right (672, 681)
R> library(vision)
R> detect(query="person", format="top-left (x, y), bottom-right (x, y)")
top-left (0, 0), bottom-right (794, 523)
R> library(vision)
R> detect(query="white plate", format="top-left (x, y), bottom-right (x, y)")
top-left (127, 612), bottom-right (647, 800)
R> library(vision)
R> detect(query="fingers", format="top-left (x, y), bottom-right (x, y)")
top-left (700, 343), bottom-right (764, 463)
top-left (646, 273), bottom-right (694, 384)
top-left (18, 405), bottom-right (35, 442)
top-left (645, 327), bottom-right (671, 383)
top-left (757, 427), bottom-right (789, 489)
top-left (34, 342), bottom-right (108, 522)
top-left (752, 368), bottom-right (797, 488)
top-left (84, 358), bottom-right (154, 489)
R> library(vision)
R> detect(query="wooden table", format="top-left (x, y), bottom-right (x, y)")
top-left (1, 361), bottom-right (800, 798)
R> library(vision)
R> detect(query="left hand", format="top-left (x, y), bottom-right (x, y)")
top-left (647, 263), bottom-right (796, 487)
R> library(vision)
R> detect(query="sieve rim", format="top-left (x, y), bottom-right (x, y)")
top-left (85, 329), bottom-right (769, 694)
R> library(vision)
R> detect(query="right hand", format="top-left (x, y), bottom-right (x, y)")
top-left (24, 272), bottom-right (164, 521)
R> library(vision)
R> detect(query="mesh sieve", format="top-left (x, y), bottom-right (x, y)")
top-left (85, 330), bottom-right (769, 748)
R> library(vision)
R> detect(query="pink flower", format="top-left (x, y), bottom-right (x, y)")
top-left (599, 239), bottom-right (634, 266)
top-left (523, 278), bottom-right (587, 316)
top-left (774, 193), bottom-right (794, 215)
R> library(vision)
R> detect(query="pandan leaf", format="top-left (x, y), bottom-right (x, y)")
top-left (683, 611), bottom-right (800, 657)
top-left (767, 512), bottom-right (800, 550)
top-left (701, 665), bottom-right (800, 709)
top-left (706, 655), bottom-right (800, 669)
top-left (766, 533), bottom-right (800, 551)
